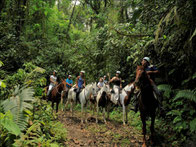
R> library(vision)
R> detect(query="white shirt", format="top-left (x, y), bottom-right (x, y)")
top-left (97, 82), bottom-right (104, 88)
top-left (50, 75), bottom-right (57, 85)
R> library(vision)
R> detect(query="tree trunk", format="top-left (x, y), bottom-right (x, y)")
top-left (66, 0), bottom-right (77, 33)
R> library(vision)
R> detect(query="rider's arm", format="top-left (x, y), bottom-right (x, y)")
top-left (146, 66), bottom-right (159, 75)
top-left (83, 78), bottom-right (86, 87)
top-left (70, 80), bottom-right (73, 86)
top-left (50, 76), bottom-right (55, 84)
top-left (76, 76), bottom-right (79, 88)
top-left (109, 77), bottom-right (116, 83)
top-left (97, 83), bottom-right (101, 89)
top-left (147, 70), bottom-right (158, 74)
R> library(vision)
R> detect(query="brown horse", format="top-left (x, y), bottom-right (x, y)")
top-left (48, 81), bottom-right (66, 112)
top-left (135, 65), bottom-right (158, 147)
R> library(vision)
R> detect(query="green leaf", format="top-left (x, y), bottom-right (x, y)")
top-left (0, 80), bottom-right (6, 88)
top-left (0, 112), bottom-right (21, 136)
top-left (192, 72), bottom-right (196, 79)
top-left (174, 90), bottom-right (196, 102)
top-left (0, 60), bottom-right (3, 67)
top-left (190, 118), bottom-right (196, 132)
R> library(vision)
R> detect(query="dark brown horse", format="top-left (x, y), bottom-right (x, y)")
top-left (48, 81), bottom-right (66, 112)
top-left (135, 65), bottom-right (158, 147)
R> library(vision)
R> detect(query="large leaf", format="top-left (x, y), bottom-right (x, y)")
top-left (0, 112), bottom-right (21, 136)
top-left (174, 90), bottom-right (196, 102)
top-left (2, 86), bottom-right (34, 130)
top-left (190, 118), bottom-right (196, 132)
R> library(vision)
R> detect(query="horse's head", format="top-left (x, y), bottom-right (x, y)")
top-left (102, 84), bottom-right (110, 93)
top-left (60, 80), bottom-right (66, 90)
top-left (135, 65), bottom-right (145, 84)
top-left (91, 82), bottom-right (98, 95)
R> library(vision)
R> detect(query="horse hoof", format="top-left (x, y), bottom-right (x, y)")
top-left (123, 122), bottom-right (126, 126)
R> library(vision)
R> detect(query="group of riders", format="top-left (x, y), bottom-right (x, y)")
top-left (46, 57), bottom-right (163, 113)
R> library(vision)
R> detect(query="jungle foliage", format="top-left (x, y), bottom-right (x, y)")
top-left (0, 0), bottom-right (196, 146)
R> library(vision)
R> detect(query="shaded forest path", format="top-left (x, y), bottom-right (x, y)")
top-left (58, 110), bottom-right (160, 147)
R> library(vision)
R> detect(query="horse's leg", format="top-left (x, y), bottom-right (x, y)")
top-left (96, 103), bottom-right (99, 123)
top-left (52, 100), bottom-right (54, 110)
top-left (56, 101), bottom-right (59, 113)
top-left (71, 101), bottom-right (74, 116)
top-left (61, 92), bottom-right (64, 111)
top-left (123, 105), bottom-right (126, 125)
top-left (107, 104), bottom-right (110, 120)
top-left (141, 114), bottom-right (147, 147)
top-left (81, 103), bottom-right (84, 124)
top-left (103, 107), bottom-right (106, 124)
top-left (126, 106), bottom-right (128, 124)
top-left (85, 101), bottom-right (88, 123)
top-left (150, 113), bottom-right (156, 145)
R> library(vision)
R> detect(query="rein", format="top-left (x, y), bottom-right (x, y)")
top-left (55, 83), bottom-right (63, 95)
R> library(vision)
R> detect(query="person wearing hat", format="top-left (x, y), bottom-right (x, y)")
top-left (134, 57), bottom-right (163, 113)
top-left (142, 57), bottom-right (159, 81)
top-left (66, 75), bottom-right (73, 89)
top-left (103, 75), bottom-right (108, 84)
top-left (109, 71), bottom-right (122, 105)
top-left (75, 71), bottom-right (86, 100)
top-left (61, 75), bottom-right (73, 101)
top-left (47, 70), bottom-right (57, 96)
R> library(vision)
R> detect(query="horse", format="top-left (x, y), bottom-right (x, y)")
top-left (95, 83), bottom-right (134, 125)
top-left (135, 65), bottom-right (158, 147)
top-left (66, 83), bottom-right (97, 123)
top-left (89, 85), bottom-right (99, 115)
top-left (48, 81), bottom-right (66, 113)
top-left (105, 83), bottom-right (135, 125)
top-left (96, 84), bottom-right (110, 124)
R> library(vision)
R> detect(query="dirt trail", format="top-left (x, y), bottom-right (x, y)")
top-left (58, 111), bottom-right (144, 147)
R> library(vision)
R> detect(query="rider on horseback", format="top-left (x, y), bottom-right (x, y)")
top-left (63, 75), bottom-right (73, 99)
top-left (47, 70), bottom-right (57, 96)
top-left (103, 75), bottom-right (108, 84)
top-left (75, 71), bottom-right (86, 101)
top-left (66, 75), bottom-right (73, 89)
top-left (133, 57), bottom-right (163, 112)
top-left (97, 77), bottom-right (104, 90)
top-left (109, 71), bottom-right (122, 105)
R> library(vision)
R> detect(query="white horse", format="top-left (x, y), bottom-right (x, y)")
top-left (66, 82), bottom-right (97, 123)
top-left (96, 84), bottom-right (110, 123)
top-left (107, 83), bottom-right (135, 125)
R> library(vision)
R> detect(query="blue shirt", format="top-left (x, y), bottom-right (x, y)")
top-left (66, 78), bottom-right (73, 88)
top-left (78, 76), bottom-right (84, 88)
top-left (145, 65), bottom-right (158, 80)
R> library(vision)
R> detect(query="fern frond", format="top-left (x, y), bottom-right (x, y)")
top-left (2, 86), bottom-right (34, 130)
top-left (158, 84), bottom-right (172, 98)
top-left (158, 84), bottom-right (172, 91)
top-left (174, 90), bottom-right (196, 102)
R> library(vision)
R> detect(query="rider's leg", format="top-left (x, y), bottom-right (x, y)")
top-left (47, 84), bottom-right (53, 96)
top-left (113, 85), bottom-right (120, 104)
top-left (150, 80), bottom-right (163, 110)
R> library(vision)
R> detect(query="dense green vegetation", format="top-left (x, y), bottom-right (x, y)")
top-left (0, 0), bottom-right (196, 146)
